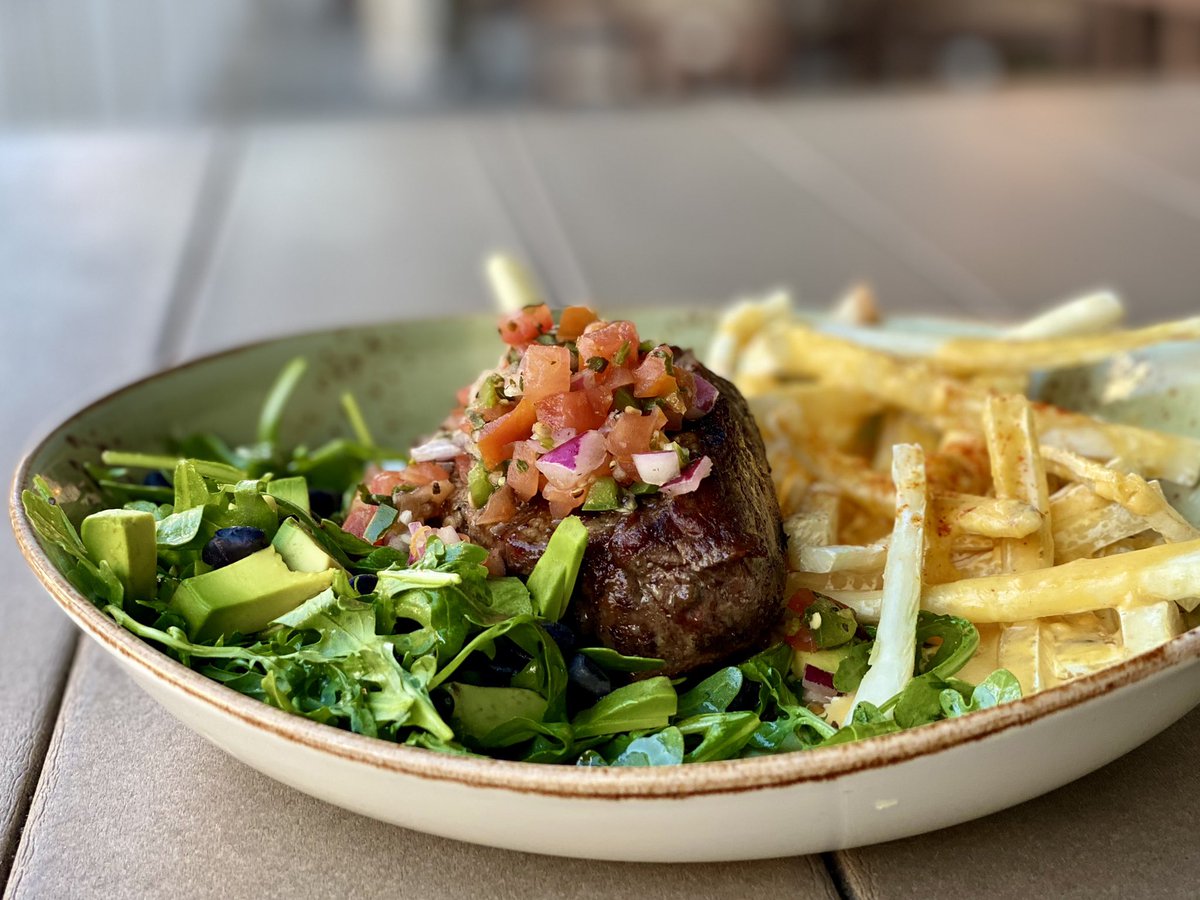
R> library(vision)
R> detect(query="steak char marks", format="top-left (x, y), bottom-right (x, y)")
top-left (454, 364), bottom-right (786, 677)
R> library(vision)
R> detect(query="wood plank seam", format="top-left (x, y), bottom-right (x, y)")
top-left (3, 133), bottom-right (234, 896)
top-left (153, 130), bottom-right (247, 369)
top-left (712, 103), bottom-right (1007, 318)
top-left (0, 634), bottom-right (81, 891)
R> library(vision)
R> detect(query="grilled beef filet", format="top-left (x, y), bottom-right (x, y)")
top-left (451, 364), bottom-right (786, 677)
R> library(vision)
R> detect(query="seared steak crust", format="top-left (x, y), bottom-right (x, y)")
top-left (454, 365), bottom-right (786, 676)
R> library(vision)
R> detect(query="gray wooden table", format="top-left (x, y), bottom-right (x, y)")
top-left (4, 84), bottom-right (1200, 899)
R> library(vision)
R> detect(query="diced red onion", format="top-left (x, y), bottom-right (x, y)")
top-left (536, 430), bottom-right (608, 489)
top-left (804, 665), bottom-right (836, 689)
top-left (410, 436), bottom-right (463, 462)
top-left (660, 456), bottom-right (713, 497)
top-left (407, 522), bottom-right (463, 563)
top-left (632, 451), bottom-right (681, 486)
top-left (407, 522), bottom-right (429, 563)
top-left (802, 666), bottom-right (838, 705)
top-left (685, 372), bottom-right (718, 419)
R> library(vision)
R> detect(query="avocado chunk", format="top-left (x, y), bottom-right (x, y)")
top-left (169, 547), bottom-right (334, 641)
top-left (271, 517), bottom-right (341, 574)
top-left (791, 646), bottom-right (856, 681)
top-left (265, 476), bottom-right (310, 515)
top-left (81, 509), bottom-right (158, 601)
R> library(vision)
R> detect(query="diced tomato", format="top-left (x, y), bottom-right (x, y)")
top-left (787, 589), bottom-right (817, 615)
top-left (557, 306), bottom-right (599, 342)
top-left (476, 484), bottom-right (517, 526)
top-left (535, 391), bottom-right (606, 433)
top-left (498, 304), bottom-right (554, 347)
top-left (602, 365), bottom-right (635, 389)
top-left (477, 397), bottom-right (537, 468)
top-left (506, 442), bottom-right (541, 502)
top-left (455, 384), bottom-right (472, 405)
top-left (520, 344), bottom-right (572, 404)
top-left (605, 407), bottom-right (667, 475)
top-left (543, 483), bottom-right (587, 519)
top-left (342, 504), bottom-right (376, 540)
top-left (576, 320), bottom-right (640, 366)
top-left (633, 347), bottom-right (677, 398)
top-left (368, 463), bottom-right (449, 495)
top-left (783, 590), bottom-right (820, 651)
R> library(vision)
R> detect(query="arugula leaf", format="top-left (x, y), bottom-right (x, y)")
top-left (940, 669), bottom-right (1022, 718)
top-left (915, 612), bottom-right (981, 680)
top-left (677, 712), bottom-right (760, 763)
top-left (172, 461), bottom-right (209, 511)
top-left (577, 647), bottom-right (665, 674)
top-left (257, 357), bottom-right (308, 450)
top-left (676, 667), bottom-right (743, 718)
top-left (154, 506), bottom-right (205, 548)
top-left (21, 476), bottom-right (88, 563)
top-left (100, 451), bottom-right (246, 484)
top-left (571, 677), bottom-right (677, 739)
top-left (610, 727), bottom-right (685, 767)
top-left (446, 684), bottom-right (548, 745)
top-left (834, 641), bottom-right (872, 693)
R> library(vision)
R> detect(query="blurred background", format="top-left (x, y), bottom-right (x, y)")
top-left (4, 0), bottom-right (1200, 122)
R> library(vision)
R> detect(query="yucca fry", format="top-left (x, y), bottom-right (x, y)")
top-left (783, 490), bottom-right (840, 569)
top-left (984, 395), bottom-right (1054, 571)
top-left (872, 411), bottom-right (940, 471)
top-left (829, 282), bottom-right (882, 326)
top-left (485, 253), bottom-right (543, 314)
top-left (1118, 602), bottom-right (1186, 656)
top-left (1002, 290), bottom-right (1125, 340)
top-left (709, 290), bottom-right (792, 378)
top-left (790, 571), bottom-right (886, 593)
top-left (1049, 483), bottom-right (1147, 563)
top-left (930, 316), bottom-right (1200, 375)
top-left (928, 380), bottom-right (1200, 487)
top-left (852, 444), bottom-right (928, 715)
top-left (1041, 445), bottom-right (1200, 543)
top-left (772, 319), bottom-right (1200, 485)
top-left (921, 538), bottom-right (1200, 623)
top-left (752, 384), bottom-right (882, 451)
top-left (933, 494), bottom-right (1043, 539)
top-left (795, 541), bottom-right (888, 574)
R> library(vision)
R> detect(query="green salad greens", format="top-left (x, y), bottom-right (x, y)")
top-left (22, 358), bottom-right (1021, 765)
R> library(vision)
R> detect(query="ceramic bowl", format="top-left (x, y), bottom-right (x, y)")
top-left (11, 310), bottom-right (1200, 862)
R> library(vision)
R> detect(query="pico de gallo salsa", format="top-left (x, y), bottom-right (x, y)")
top-left (342, 304), bottom-right (719, 554)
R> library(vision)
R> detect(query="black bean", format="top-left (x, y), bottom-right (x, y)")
top-left (541, 621), bottom-right (578, 656)
top-left (726, 675), bottom-right (762, 713)
top-left (568, 654), bottom-right (612, 704)
top-left (476, 640), bottom-right (532, 687)
top-left (201, 526), bottom-right (269, 569)
top-left (308, 489), bottom-right (341, 519)
top-left (352, 573), bottom-right (378, 595)
top-left (142, 471), bottom-right (171, 488)
top-left (432, 689), bottom-right (455, 720)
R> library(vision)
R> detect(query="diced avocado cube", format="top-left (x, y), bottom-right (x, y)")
top-left (265, 476), bottom-right (310, 515)
top-left (790, 646), bottom-right (855, 681)
top-left (271, 517), bottom-right (341, 573)
top-left (168, 547), bottom-right (334, 641)
top-left (526, 515), bottom-right (588, 622)
top-left (80, 509), bottom-right (158, 600)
